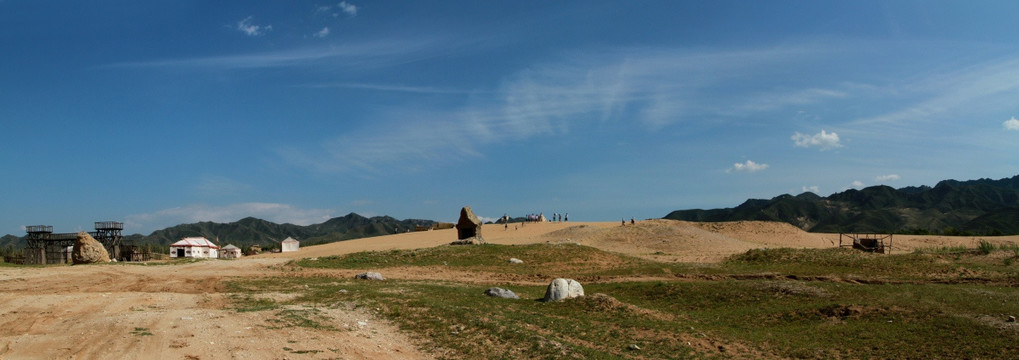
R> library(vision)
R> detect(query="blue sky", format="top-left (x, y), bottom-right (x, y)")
top-left (2, 1), bottom-right (1018, 235)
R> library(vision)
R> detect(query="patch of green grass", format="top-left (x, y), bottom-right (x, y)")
top-left (226, 245), bottom-right (1019, 359)
top-left (227, 275), bottom-right (1019, 359)
top-left (226, 293), bottom-right (279, 313)
top-left (266, 308), bottom-right (335, 330)
top-left (722, 247), bottom-right (1019, 283)
top-left (131, 327), bottom-right (153, 336)
top-left (913, 245), bottom-right (971, 254)
top-left (298, 243), bottom-right (690, 279)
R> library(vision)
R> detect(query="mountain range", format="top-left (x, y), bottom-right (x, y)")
top-left (1, 213), bottom-right (435, 253)
top-left (664, 175), bottom-right (1019, 235)
top-left (5, 175), bottom-right (1019, 254)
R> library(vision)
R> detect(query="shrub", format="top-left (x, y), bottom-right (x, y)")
top-left (978, 240), bottom-right (996, 255)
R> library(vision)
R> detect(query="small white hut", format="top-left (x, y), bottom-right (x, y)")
top-left (220, 244), bottom-right (242, 259)
top-left (170, 237), bottom-right (220, 259)
top-left (281, 237), bottom-right (300, 252)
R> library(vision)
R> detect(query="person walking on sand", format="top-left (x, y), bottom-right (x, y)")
top-left (631, 218), bottom-right (635, 225)
top-left (622, 218), bottom-right (626, 226)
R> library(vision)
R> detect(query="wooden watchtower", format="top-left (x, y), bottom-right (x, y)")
top-left (23, 221), bottom-right (133, 264)
top-left (24, 225), bottom-right (76, 264)
top-left (93, 221), bottom-right (127, 260)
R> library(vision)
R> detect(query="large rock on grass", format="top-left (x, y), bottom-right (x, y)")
top-left (72, 231), bottom-right (110, 264)
top-left (452, 206), bottom-right (486, 245)
top-left (355, 272), bottom-right (385, 281)
top-left (542, 278), bottom-right (584, 302)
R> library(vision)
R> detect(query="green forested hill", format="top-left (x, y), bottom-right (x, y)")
top-left (664, 175), bottom-right (1019, 235)
top-left (2, 213), bottom-right (435, 254)
top-left (139, 213), bottom-right (435, 250)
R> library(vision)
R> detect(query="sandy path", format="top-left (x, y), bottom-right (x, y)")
top-left (3, 219), bottom-right (1016, 359)
top-left (0, 260), bottom-right (428, 359)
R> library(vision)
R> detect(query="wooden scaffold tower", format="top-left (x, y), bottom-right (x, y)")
top-left (22, 221), bottom-right (134, 264)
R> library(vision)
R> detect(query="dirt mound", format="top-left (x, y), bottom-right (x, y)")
top-left (680, 220), bottom-right (836, 249)
top-left (543, 220), bottom-right (761, 262)
top-left (576, 293), bottom-right (675, 321)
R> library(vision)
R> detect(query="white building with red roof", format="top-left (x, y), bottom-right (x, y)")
top-left (170, 237), bottom-right (220, 259)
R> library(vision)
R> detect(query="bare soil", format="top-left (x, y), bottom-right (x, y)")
top-left (2, 219), bottom-right (1015, 359)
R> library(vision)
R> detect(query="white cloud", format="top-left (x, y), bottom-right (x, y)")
top-left (1004, 116), bottom-right (1019, 131)
top-left (727, 160), bottom-right (769, 173)
top-left (124, 203), bottom-right (334, 234)
top-left (192, 175), bottom-right (253, 196)
top-left (851, 180), bottom-right (865, 188)
top-left (802, 185), bottom-right (819, 193)
top-left (236, 16), bottom-right (272, 36)
top-left (338, 1), bottom-right (358, 16)
top-left (107, 37), bottom-right (438, 70)
top-left (792, 129), bottom-right (843, 150)
top-left (875, 174), bottom-right (900, 182)
top-left (314, 27), bottom-right (330, 38)
top-left (317, 2), bottom-right (357, 17)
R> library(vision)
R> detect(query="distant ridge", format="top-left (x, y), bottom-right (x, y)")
top-left (664, 175), bottom-right (1019, 235)
top-left (138, 213), bottom-right (435, 250)
top-left (3, 213), bottom-right (435, 252)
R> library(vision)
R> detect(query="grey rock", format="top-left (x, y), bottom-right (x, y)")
top-left (354, 272), bottom-right (385, 280)
top-left (508, 258), bottom-right (524, 264)
top-left (542, 278), bottom-right (584, 302)
top-left (484, 287), bottom-right (519, 299)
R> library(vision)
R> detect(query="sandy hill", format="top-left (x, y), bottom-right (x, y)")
top-left (253, 218), bottom-right (1019, 263)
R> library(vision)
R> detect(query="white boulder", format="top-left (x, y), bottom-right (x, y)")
top-left (542, 278), bottom-right (584, 302)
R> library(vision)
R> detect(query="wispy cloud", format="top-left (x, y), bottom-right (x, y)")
top-left (313, 27), bottom-right (330, 38)
top-left (875, 174), bottom-right (900, 182)
top-left (277, 108), bottom-right (484, 173)
top-left (851, 57), bottom-right (1019, 128)
top-left (733, 88), bottom-right (847, 113)
top-left (339, 1), bottom-right (358, 16)
top-left (236, 16), bottom-right (272, 36)
top-left (727, 160), bottom-right (769, 173)
top-left (318, 1), bottom-right (358, 18)
top-left (792, 130), bottom-right (843, 150)
top-left (1005, 116), bottom-right (1019, 131)
top-left (125, 202), bottom-right (334, 234)
top-left (303, 82), bottom-right (477, 94)
top-left (278, 45), bottom-right (843, 173)
top-left (850, 180), bottom-right (865, 189)
top-left (106, 38), bottom-right (438, 70)
top-left (802, 185), bottom-right (820, 193)
top-left (192, 175), bottom-right (254, 196)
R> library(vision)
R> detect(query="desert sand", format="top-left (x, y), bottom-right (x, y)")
top-left (2, 219), bottom-right (1015, 359)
